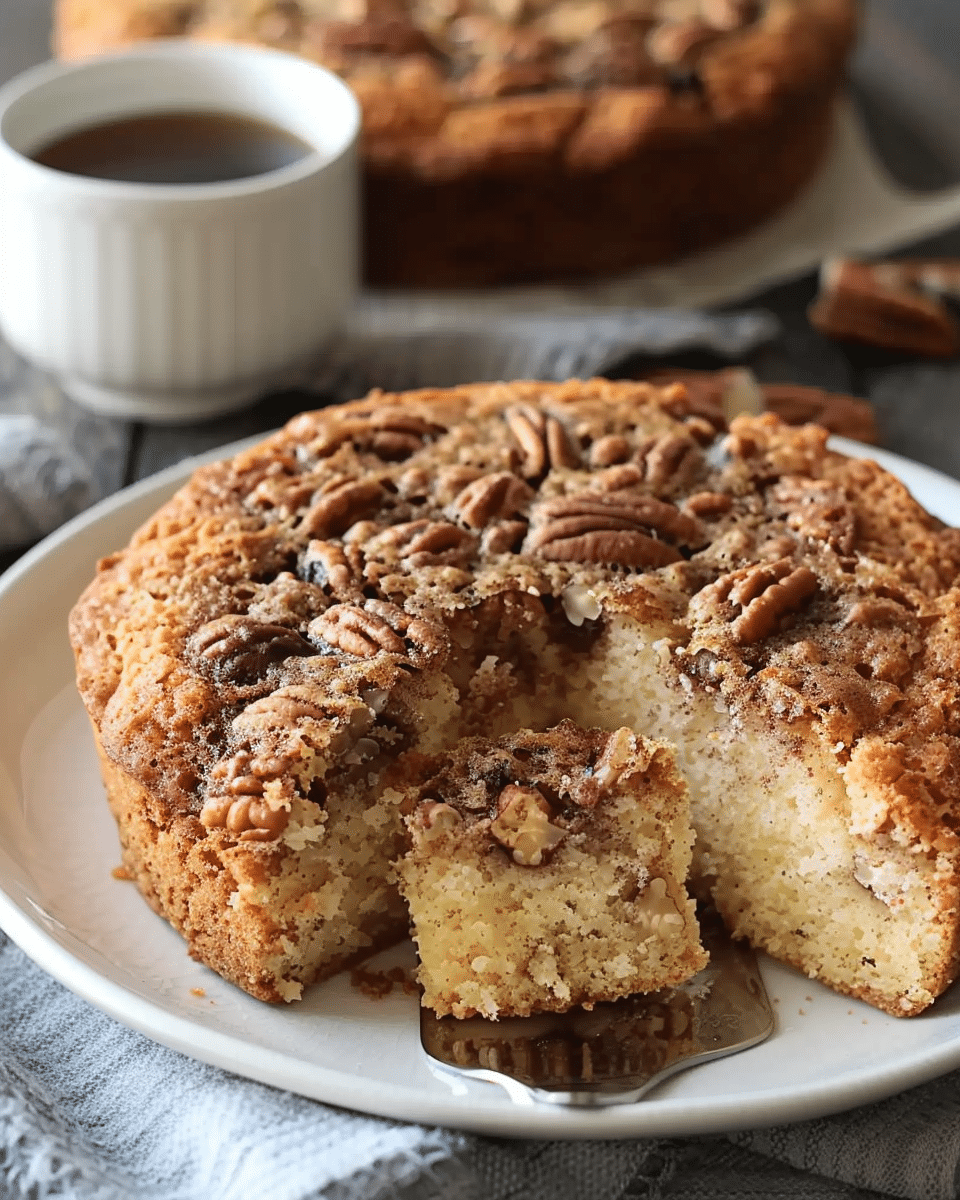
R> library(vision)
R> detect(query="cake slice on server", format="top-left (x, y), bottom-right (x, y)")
top-left (394, 722), bottom-right (707, 1018)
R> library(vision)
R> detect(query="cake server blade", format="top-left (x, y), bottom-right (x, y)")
top-left (418, 908), bottom-right (774, 1107)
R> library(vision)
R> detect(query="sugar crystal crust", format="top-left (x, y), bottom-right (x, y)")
top-left (70, 378), bottom-right (960, 1015)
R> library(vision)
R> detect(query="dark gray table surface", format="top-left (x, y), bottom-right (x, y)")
top-left (1, 0), bottom-right (960, 574)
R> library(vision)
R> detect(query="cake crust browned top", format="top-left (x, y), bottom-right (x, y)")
top-left (70, 377), bottom-right (960, 871)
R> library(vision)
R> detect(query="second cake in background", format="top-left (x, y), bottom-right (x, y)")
top-left (53, 0), bottom-right (858, 287)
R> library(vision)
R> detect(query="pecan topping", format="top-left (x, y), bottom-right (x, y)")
top-left (845, 598), bottom-right (913, 628)
top-left (300, 539), bottom-right (362, 597)
top-left (232, 688), bottom-right (332, 733)
top-left (368, 519), bottom-right (477, 567)
top-left (524, 492), bottom-right (704, 566)
top-left (201, 795), bottom-right (289, 842)
top-left (309, 601), bottom-right (448, 663)
top-left (309, 604), bottom-right (406, 658)
top-left (809, 258), bottom-right (960, 358)
top-left (505, 405), bottom-right (580, 477)
top-left (190, 615), bottom-right (314, 685)
top-left (449, 471), bottom-right (534, 528)
top-left (684, 490), bottom-right (733, 518)
top-left (299, 478), bottom-right (385, 539)
top-left (433, 465), bottom-right (484, 505)
top-left (703, 559), bottom-right (819, 644)
top-left (589, 434), bottom-right (632, 468)
top-left (202, 749), bottom-right (291, 841)
top-left (647, 18), bottom-right (722, 64)
top-left (761, 384), bottom-right (878, 445)
top-left (592, 463), bottom-right (645, 492)
top-left (771, 476), bottom-right (856, 556)
top-left (246, 469), bottom-right (316, 515)
top-left (702, 0), bottom-right (760, 29)
top-left (490, 784), bottom-right (567, 866)
top-left (634, 432), bottom-right (704, 491)
top-left (481, 520), bottom-right (527, 555)
top-left (314, 411), bottom-right (445, 460)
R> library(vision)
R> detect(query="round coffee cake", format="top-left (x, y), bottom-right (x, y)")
top-left (70, 377), bottom-right (960, 1015)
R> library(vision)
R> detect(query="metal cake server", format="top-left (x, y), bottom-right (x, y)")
top-left (419, 907), bottom-right (774, 1107)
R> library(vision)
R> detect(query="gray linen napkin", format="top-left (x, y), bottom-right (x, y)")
top-left (4, 301), bottom-right (959, 1200)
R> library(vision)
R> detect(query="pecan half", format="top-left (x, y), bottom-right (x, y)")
top-left (367, 519), bottom-right (477, 567)
top-left (232, 688), bottom-right (331, 734)
top-left (505, 405), bottom-right (580, 477)
top-left (481, 519), bottom-right (528, 555)
top-left (309, 600), bottom-right (448, 663)
top-left (588, 434), bottom-right (632, 468)
top-left (190, 615), bottom-right (314, 685)
top-left (449, 471), bottom-right (535, 528)
top-left (809, 258), bottom-right (960, 358)
top-left (200, 794), bottom-right (289, 842)
top-left (299, 478), bottom-right (385, 538)
top-left (202, 749), bottom-right (291, 841)
top-left (684, 490), bottom-right (732, 518)
top-left (314, 411), bottom-right (445, 460)
top-left (524, 492), bottom-right (704, 566)
top-left (703, 559), bottom-right (819, 644)
top-left (634, 432), bottom-right (704, 491)
top-left (309, 604), bottom-right (405, 658)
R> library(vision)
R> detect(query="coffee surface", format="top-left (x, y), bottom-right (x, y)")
top-left (31, 110), bottom-right (313, 184)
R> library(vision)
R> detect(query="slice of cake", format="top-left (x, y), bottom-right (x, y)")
top-left (394, 721), bottom-right (707, 1018)
top-left (69, 378), bottom-right (960, 1016)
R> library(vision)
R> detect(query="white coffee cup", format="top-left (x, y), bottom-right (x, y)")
top-left (0, 42), bottom-right (360, 423)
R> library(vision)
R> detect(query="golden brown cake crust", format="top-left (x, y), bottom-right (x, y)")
top-left (53, 0), bottom-right (857, 285)
top-left (70, 377), bottom-right (960, 1013)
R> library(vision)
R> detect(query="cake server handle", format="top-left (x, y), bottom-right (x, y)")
top-left (418, 908), bottom-right (774, 1108)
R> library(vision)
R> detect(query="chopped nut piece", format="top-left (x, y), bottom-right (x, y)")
top-left (809, 258), bottom-right (960, 358)
top-left (490, 784), bottom-right (567, 866)
top-left (561, 583), bottom-right (603, 627)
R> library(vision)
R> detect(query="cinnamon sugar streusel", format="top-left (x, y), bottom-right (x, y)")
top-left (71, 377), bottom-right (960, 1016)
top-left (54, 0), bottom-right (857, 286)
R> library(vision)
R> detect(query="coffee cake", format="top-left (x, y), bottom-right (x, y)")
top-left (70, 377), bottom-right (960, 1016)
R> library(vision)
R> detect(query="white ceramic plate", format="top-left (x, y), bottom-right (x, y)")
top-left (2, 436), bottom-right (960, 1139)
